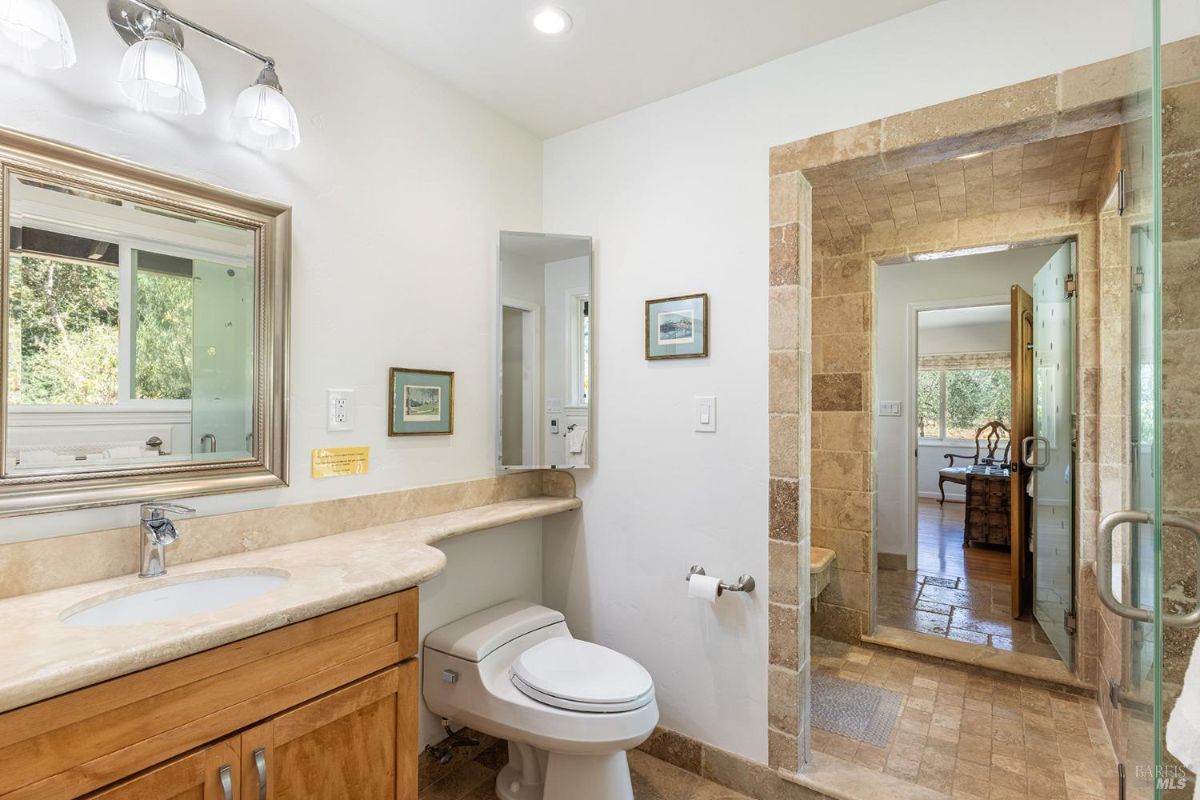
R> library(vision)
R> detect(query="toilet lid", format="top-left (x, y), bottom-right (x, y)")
top-left (511, 638), bottom-right (654, 713)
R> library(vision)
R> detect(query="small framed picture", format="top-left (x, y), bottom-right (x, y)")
top-left (645, 293), bottom-right (709, 360)
top-left (389, 368), bottom-right (454, 435)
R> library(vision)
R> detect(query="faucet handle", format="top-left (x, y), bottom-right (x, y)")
top-left (140, 502), bottom-right (196, 520)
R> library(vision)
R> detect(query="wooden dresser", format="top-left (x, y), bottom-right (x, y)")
top-left (964, 465), bottom-right (1011, 548)
top-left (0, 589), bottom-right (418, 800)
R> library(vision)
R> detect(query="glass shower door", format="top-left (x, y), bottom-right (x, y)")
top-left (1030, 243), bottom-right (1075, 666)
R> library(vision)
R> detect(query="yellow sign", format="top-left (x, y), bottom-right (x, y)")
top-left (311, 447), bottom-right (369, 478)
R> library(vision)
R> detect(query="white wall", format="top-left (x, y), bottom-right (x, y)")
top-left (539, 0), bottom-right (1172, 761)
top-left (0, 0), bottom-right (542, 542)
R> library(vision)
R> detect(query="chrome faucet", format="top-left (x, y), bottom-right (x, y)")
top-left (139, 502), bottom-right (195, 578)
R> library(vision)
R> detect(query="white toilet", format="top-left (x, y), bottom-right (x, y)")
top-left (423, 600), bottom-right (658, 800)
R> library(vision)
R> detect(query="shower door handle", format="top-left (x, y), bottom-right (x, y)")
top-left (1097, 510), bottom-right (1200, 628)
top-left (1096, 510), bottom-right (1153, 623)
top-left (1021, 435), bottom-right (1049, 469)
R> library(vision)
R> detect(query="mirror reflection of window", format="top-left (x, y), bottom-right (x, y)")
top-left (5, 176), bottom-right (256, 473)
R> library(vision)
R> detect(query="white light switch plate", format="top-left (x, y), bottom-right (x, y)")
top-left (695, 396), bottom-right (716, 432)
top-left (327, 389), bottom-right (354, 431)
top-left (878, 401), bottom-right (902, 417)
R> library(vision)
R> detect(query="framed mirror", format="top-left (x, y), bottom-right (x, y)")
top-left (0, 128), bottom-right (289, 515)
top-left (497, 231), bottom-right (592, 471)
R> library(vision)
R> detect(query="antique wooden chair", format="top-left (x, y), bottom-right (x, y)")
top-left (938, 420), bottom-right (1010, 504)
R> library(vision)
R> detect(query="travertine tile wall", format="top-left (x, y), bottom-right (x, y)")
top-left (1160, 77), bottom-right (1200, 800)
top-left (764, 38), bottom-right (1200, 778)
top-left (768, 170), bottom-right (813, 772)
top-left (809, 201), bottom-right (1104, 653)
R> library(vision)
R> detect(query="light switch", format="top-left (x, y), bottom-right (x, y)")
top-left (695, 396), bottom-right (716, 432)
top-left (878, 401), bottom-right (902, 417)
top-left (327, 389), bottom-right (354, 431)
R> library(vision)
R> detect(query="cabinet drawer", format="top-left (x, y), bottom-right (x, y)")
top-left (0, 588), bottom-right (417, 800)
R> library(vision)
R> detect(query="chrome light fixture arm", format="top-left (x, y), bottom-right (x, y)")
top-left (110, 0), bottom-right (275, 70)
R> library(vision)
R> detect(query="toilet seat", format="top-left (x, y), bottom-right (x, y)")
top-left (511, 638), bottom-right (655, 713)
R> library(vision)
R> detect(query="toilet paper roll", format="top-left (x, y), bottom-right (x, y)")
top-left (688, 574), bottom-right (722, 603)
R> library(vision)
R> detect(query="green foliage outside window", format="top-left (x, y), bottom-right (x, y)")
top-left (135, 270), bottom-right (193, 400)
top-left (918, 367), bottom-right (1011, 440)
top-left (7, 254), bottom-right (196, 405)
top-left (8, 255), bottom-right (119, 405)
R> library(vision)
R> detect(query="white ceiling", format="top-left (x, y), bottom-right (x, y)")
top-left (305, 0), bottom-right (946, 137)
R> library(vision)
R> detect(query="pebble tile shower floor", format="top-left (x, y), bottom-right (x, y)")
top-left (811, 637), bottom-right (1118, 799)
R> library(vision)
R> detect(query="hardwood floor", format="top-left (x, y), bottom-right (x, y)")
top-left (916, 499), bottom-right (1010, 584)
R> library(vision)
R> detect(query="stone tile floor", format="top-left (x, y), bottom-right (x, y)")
top-left (420, 743), bottom-right (752, 800)
top-left (811, 637), bottom-right (1118, 799)
top-left (877, 567), bottom-right (1061, 660)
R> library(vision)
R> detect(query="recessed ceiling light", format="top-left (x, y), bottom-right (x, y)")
top-left (532, 7), bottom-right (572, 35)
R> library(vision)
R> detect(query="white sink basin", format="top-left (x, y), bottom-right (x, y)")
top-left (62, 570), bottom-right (290, 627)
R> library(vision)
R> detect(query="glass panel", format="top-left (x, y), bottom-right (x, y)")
top-left (190, 260), bottom-right (255, 459)
top-left (1117, 0), bottom-right (1161, 794)
top-left (1031, 243), bottom-right (1076, 666)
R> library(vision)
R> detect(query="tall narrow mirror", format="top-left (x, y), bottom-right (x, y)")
top-left (497, 231), bottom-right (592, 470)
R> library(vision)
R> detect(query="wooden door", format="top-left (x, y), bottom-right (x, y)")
top-left (87, 737), bottom-right (241, 800)
top-left (1010, 284), bottom-right (1034, 617)
top-left (244, 663), bottom-right (418, 800)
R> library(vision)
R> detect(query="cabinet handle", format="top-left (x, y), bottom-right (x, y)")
top-left (254, 747), bottom-right (268, 799)
top-left (219, 765), bottom-right (233, 800)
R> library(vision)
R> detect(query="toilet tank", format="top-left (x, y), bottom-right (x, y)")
top-left (425, 600), bottom-right (566, 663)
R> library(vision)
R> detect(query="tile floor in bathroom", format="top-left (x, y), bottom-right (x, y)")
top-left (811, 636), bottom-right (1118, 799)
top-left (419, 741), bottom-right (751, 800)
top-left (876, 501), bottom-right (1060, 660)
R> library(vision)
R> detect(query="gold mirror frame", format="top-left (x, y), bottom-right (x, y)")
top-left (0, 127), bottom-right (290, 516)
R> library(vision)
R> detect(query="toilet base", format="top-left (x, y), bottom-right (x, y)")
top-left (494, 743), bottom-right (634, 800)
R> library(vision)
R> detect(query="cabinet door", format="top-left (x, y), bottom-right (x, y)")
top-left (243, 663), bottom-right (417, 800)
top-left (88, 737), bottom-right (241, 800)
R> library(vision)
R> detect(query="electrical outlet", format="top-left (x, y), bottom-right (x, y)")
top-left (327, 389), bottom-right (354, 431)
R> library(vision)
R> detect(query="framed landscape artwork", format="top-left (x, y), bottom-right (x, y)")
top-left (389, 368), bottom-right (454, 435)
top-left (645, 293), bottom-right (709, 360)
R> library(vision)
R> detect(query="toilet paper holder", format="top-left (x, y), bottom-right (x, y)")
top-left (684, 565), bottom-right (756, 595)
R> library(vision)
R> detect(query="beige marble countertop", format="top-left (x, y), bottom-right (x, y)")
top-left (0, 495), bottom-right (580, 715)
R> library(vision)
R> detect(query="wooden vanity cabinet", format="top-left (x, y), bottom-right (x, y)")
top-left (0, 589), bottom-right (419, 800)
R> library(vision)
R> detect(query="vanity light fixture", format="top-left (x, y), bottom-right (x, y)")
top-left (532, 6), bottom-right (572, 35)
top-left (231, 64), bottom-right (301, 151)
top-left (0, 0), bottom-right (76, 70)
top-left (108, 0), bottom-right (301, 149)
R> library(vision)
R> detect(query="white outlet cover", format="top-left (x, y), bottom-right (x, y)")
top-left (327, 389), bottom-right (355, 432)
top-left (878, 401), bottom-right (902, 417)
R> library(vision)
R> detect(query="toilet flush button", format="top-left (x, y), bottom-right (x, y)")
top-left (442, 669), bottom-right (459, 684)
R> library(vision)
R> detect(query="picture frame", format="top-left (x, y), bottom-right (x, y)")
top-left (388, 368), bottom-right (454, 436)
top-left (645, 293), bottom-right (709, 360)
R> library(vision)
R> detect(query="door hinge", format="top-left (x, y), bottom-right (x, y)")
top-left (1117, 168), bottom-right (1127, 216)
top-left (1065, 273), bottom-right (1077, 299)
top-left (1064, 610), bottom-right (1077, 635)
top-left (1132, 268), bottom-right (1144, 292)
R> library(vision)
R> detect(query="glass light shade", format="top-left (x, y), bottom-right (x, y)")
top-left (118, 34), bottom-right (205, 116)
top-left (231, 83), bottom-right (300, 151)
top-left (0, 0), bottom-right (75, 69)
